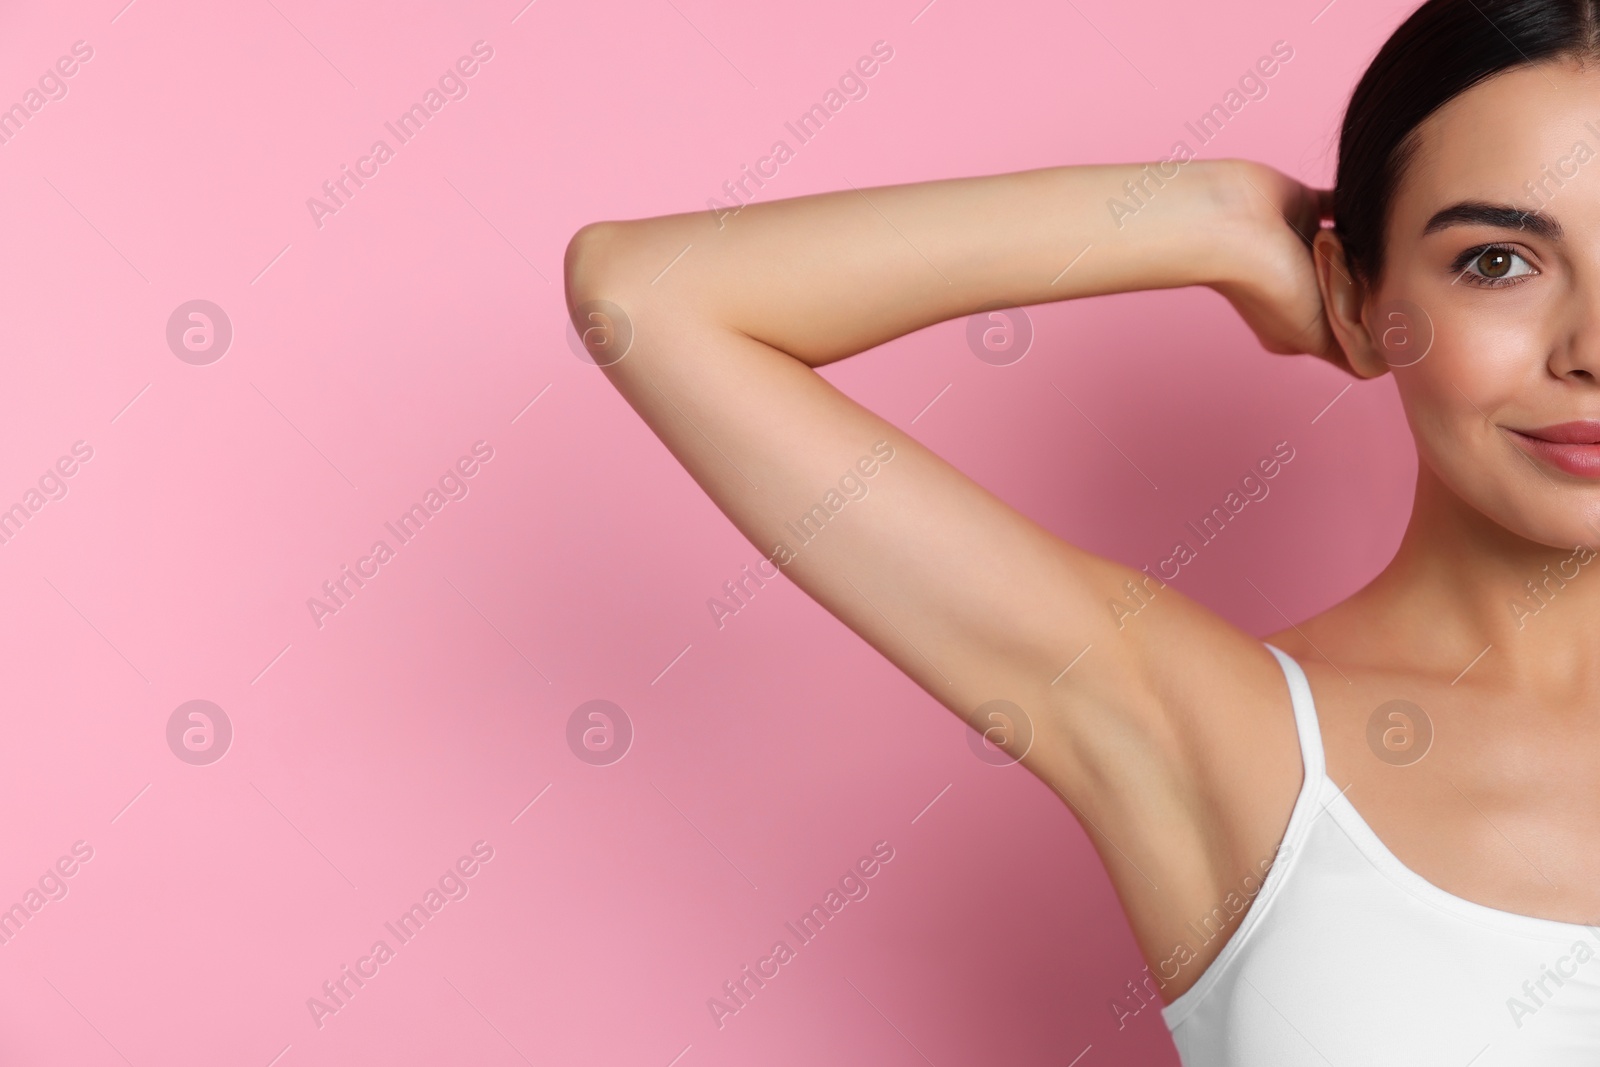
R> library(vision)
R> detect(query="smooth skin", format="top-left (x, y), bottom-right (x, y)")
top-left (564, 56), bottom-right (1600, 1003)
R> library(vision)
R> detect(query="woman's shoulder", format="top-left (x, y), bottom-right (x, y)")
top-left (1260, 594), bottom-right (1458, 780)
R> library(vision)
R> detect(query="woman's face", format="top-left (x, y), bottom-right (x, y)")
top-left (1359, 56), bottom-right (1600, 550)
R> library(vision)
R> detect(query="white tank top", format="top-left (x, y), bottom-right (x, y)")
top-left (1161, 643), bottom-right (1600, 1064)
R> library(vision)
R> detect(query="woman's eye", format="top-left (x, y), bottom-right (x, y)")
top-left (1459, 246), bottom-right (1535, 285)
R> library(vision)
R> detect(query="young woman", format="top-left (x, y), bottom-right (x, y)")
top-left (564, 0), bottom-right (1600, 1059)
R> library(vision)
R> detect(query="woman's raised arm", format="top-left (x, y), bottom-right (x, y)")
top-left (562, 158), bottom-right (1333, 974)
top-left (569, 160), bottom-right (1334, 368)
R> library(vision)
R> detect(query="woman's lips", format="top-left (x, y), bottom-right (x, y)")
top-left (1508, 421), bottom-right (1600, 478)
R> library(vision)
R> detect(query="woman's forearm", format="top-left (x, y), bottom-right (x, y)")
top-left (567, 158), bottom-right (1266, 367)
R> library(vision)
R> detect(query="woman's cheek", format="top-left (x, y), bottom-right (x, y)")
top-left (1415, 306), bottom-right (1536, 399)
top-left (1393, 325), bottom-right (1503, 463)
top-left (1400, 311), bottom-right (1549, 496)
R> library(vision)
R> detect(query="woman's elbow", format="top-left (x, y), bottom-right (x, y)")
top-left (563, 220), bottom-right (631, 306)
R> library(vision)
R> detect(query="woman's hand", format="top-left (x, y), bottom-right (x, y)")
top-left (1205, 159), bottom-right (1354, 373)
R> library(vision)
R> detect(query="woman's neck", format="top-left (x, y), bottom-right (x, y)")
top-left (1322, 460), bottom-right (1600, 694)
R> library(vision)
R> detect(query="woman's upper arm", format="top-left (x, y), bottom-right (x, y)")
top-left (563, 217), bottom-right (1302, 907)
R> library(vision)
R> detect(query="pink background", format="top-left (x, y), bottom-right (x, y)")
top-left (0, 0), bottom-right (1419, 1064)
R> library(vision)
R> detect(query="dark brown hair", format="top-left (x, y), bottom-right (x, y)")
top-left (1336, 0), bottom-right (1600, 284)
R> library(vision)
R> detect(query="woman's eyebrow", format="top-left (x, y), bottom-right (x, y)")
top-left (1422, 200), bottom-right (1563, 241)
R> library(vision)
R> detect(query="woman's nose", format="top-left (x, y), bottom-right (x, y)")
top-left (1548, 285), bottom-right (1600, 383)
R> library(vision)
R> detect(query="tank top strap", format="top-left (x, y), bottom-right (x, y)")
top-left (1262, 642), bottom-right (1326, 783)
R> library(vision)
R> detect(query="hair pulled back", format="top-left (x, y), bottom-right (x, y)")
top-left (1336, 0), bottom-right (1600, 285)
